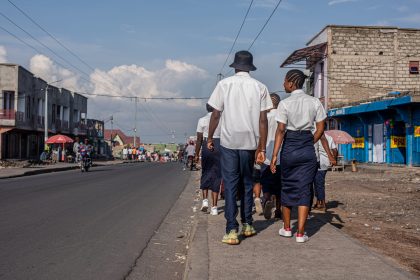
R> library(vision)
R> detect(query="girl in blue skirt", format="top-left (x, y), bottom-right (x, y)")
top-left (270, 70), bottom-right (326, 243)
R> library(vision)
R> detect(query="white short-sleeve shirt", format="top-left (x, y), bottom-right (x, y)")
top-left (207, 72), bottom-right (273, 150)
top-left (317, 134), bottom-right (337, 170)
top-left (196, 112), bottom-right (221, 138)
top-left (275, 89), bottom-right (326, 131)
top-left (264, 108), bottom-right (281, 165)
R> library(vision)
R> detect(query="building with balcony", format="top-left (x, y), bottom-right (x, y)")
top-left (281, 25), bottom-right (420, 166)
top-left (0, 63), bottom-right (88, 160)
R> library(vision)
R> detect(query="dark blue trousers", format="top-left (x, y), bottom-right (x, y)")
top-left (220, 146), bottom-right (255, 233)
top-left (313, 169), bottom-right (327, 201)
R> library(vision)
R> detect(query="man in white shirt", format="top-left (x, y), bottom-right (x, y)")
top-left (207, 50), bottom-right (273, 245)
top-left (313, 134), bottom-right (337, 212)
top-left (122, 147), bottom-right (128, 160)
top-left (195, 104), bottom-right (222, 215)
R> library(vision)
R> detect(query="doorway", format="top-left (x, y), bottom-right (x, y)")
top-left (373, 124), bottom-right (384, 163)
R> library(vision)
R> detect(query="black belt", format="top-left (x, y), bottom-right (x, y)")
top-left (286, 130), bottom-right (312, 134)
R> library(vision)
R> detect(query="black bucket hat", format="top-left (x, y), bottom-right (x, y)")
top-left (229, 50), bottom-right (257, 71)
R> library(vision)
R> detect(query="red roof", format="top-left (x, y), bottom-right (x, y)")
top-left (104, 129), bottom-right (141, 146)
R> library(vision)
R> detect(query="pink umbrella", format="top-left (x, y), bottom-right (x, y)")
top-left (324, 130), bottom-right (355, 144)
top-left (46, 134), bottom-right (74, 161)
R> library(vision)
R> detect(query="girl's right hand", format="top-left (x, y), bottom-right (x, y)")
top-left (270, 155), bottom-right (277, 174)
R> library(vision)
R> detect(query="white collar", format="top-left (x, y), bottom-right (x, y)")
top-left (234, 72), bottom-right (250, 77)
top-left (291, 89), bottom-right (305, 95)
top-left (207, 112), bottom-right (212, 116)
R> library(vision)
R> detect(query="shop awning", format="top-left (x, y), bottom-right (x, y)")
top-left (328, 95), bottom-right (416, 117)
top-left (280, 43), bottom-right (327, 68)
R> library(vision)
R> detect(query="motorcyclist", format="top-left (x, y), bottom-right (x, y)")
top-left (79, 139), bottom-right (93, 166)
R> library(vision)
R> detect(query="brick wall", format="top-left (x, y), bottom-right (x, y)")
top-left (327, 26), bottom-right (420, 107)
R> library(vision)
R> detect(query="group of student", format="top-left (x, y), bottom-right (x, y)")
top-left (194, 50), bottom-right (338, 245)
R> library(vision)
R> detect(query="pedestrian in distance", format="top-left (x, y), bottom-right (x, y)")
top-left (195, 103), bottom-right (222, 216)
top-left (207, 50), bottom-right (273, 245)
top-left (185, 140), bottom-right (196, 170)
top-left (128, 147), bottom-right (132, 160)
top-left (123, 146), bottom-right (128, 160)
top-left (270, 69), bottom-right (327, 243)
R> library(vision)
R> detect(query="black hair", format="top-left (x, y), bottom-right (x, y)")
top-left (206, 103), bottom-right (213, 113)
top-left (285, 69), bottom-right (306, 89)
top-left (270, 93), bottom-right (280, 108)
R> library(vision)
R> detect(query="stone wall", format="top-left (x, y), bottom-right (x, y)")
top-left (327, 26), bottom-right (420, 107)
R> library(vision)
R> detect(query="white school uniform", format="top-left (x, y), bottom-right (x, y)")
top-left (264, 108), bottom-right (281, 166)
top-left (275, 89), bottom-right (326, 131)
top-left (208, 72), bottom-right (273, 150)
top-left (317, 134), bottom-right (337, 170)
top-left (196, 112), bottom-right (221, 139)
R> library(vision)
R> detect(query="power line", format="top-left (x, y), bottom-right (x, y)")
top-left (4, 0), bottom-right (132, 99)
top-left (219, 0), bottom-right (254, 75)
top-left (248, 0), bottom-right (283, 51)
top-left (223, 0), bottom-right (283, 77)
top-left (7, 0), bottom-right (95, 73)
top-left (0, 11), bottom-right (92, 79)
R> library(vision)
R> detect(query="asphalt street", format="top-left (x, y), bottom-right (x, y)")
top-left (0, 162), bottom-right (190, 280)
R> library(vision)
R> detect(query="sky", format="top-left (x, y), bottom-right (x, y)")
top-left (1, 0), bottom-right (420, 143)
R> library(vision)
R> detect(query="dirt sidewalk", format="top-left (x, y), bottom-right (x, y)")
top-left (321, 167), bottom-right (420, 276)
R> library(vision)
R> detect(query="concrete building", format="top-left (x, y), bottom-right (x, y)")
top-left (282, 25), bottom-right (420, 166)
top-left (0, 63), bottom-right (88, 160)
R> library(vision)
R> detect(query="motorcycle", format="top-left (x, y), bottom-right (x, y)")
top-left (79, 149), bottom-right (92, 172)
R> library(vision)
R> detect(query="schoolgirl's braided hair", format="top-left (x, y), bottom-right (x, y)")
top-left (285, 69), bottom-right (306, 89)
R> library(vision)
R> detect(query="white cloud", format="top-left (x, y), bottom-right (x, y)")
top-left (397, 13), bottom-right (420, 23)
top-left (328, 0), bottom-right (358, 6)
top-left (27, 53), bottom-right (212, 142)
top-left (0, 46), bottom-right (7, 63)
top-left (29, 54), bottom-right (85, 90)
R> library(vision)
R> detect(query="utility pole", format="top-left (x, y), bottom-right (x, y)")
top-left (133, 97), bottom-right (138, 147)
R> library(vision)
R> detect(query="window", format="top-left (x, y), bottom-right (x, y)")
top-left (2, 91), bottom-right (14, 110)
top-left (25, 96), bottom-right (31, 119)
top-left (52, 104), bottom-right (56, 123)
top-left (409, 61), bottom-right (419, 74)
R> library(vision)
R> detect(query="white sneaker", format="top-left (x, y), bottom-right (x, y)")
top-left (279, 227), bottom-right (292, 237)
top-left (210, 206), bottom-right (218, 216)
top-left (254, 198), bottom-right (263, 215)
top-left (201, 199), bottom-right (209, 212)
top-left (296, 233), bottom-right (309, 243)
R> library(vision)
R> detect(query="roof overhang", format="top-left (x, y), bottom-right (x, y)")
top-left (328, 95), bottom-right (418, 117)
top-left (280, 43), bottom-right (327, 68)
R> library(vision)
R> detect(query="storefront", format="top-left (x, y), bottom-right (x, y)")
top-left (328, 94), bottom-right (420, 166)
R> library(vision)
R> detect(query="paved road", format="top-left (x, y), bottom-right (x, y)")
top-left (0, 162), bottom-right (190, 280)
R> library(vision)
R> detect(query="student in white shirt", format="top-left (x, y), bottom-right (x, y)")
top-left (261, 93), bottom-right (282, 220)
top-left (313, 134), bottom-right (337, 211)
top-left (185, 141), bottom-right (196, 170)
top-left (195, 104), bottom-right (222, 216)
top-left (207, 50), bottom-right (273, 245)
top-left (270, 69), bottom-right (326, 243)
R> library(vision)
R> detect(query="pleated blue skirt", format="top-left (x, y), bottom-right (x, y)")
top-left (200, 138), bottom-right (222, 192)
top-left (280, 130), bottom-right (317, 207)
